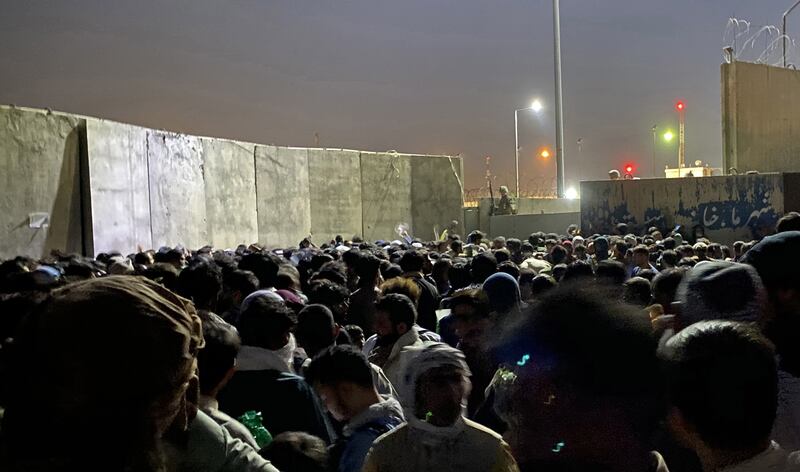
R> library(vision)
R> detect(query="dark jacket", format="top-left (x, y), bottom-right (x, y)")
top-left (218, 369), bottom-right (334, 444)
top-left (403, 273), bottom-right (440, 332)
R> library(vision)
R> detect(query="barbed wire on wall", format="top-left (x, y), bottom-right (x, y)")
top-left (723, 17), bottom-right (799, 68)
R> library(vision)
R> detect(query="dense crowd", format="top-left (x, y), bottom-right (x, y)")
top-left (2, 211), bottom-right (800, 471)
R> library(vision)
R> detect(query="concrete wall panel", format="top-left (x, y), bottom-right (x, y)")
top-left (0, 106), bottom-right (83, 259)
top-left (203, 139), bottom-right (258, 249)
top-left (580, 174), bottom-right (784, 244)
top-left (147, 131), bottom-right (208, 249)
top-left (411, 155), bottom-right (464, 241)
top-left (308, 149), bottom-right (362, 242)
top-left (722, 62), bottom-right (800, 173)
top-left (361, 152), bottom-right (412, 241)
top-left (256, 146), bottom-right (312, 247)
top-left (85, 118), bottom-right (152, 255)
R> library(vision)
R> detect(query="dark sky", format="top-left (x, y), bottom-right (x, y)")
top-left (0, 1), bottom-right (790, 190)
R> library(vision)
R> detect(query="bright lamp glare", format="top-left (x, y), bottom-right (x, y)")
top-left (531, 100), bottom-right (543, 113)
top-left (565, 187), bottom-right (579, 200)
top-left (663, 131), bottom-right (674, 142)
top-left (540, 149), bottom-right (551, 158)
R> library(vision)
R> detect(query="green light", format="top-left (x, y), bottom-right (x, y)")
top-left (663, 131), bottom-right (675, 142)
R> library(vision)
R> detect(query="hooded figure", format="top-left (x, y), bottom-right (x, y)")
top-left (363, 343), bottom-right (519, 472)
top-left (482, 272), bottom-right (523, 320)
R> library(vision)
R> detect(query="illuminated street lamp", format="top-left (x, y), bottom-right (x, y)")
top-left (663, 131), bottom-right (675, 142)
top-left (514, 99), bottom-right (544, 198)
top-left (540, 148), bottom-right (551, 159)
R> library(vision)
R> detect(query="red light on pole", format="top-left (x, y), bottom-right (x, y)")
top-left (625, 164), bottom-right (634, 174)
top-left (676, 101), bottom-right (685, 111)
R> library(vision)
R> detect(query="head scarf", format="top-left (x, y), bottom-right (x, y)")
top-left (2, 276), bottom-right (204, 470)
top-left (399, 343), bottom-right (471, 440)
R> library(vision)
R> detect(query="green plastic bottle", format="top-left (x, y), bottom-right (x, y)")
top-left (238, 410), bottom-right (273, 448)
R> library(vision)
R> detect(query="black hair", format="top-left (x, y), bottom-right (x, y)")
top-left (260, 432), bottom-right (329, 472)
top-left (448, 288), bottom-right (490, 319)
top-left (622, 277), bottom-right (652, 308)
top-left (596, 260), bottom-right (627, 286)
top-left (381, 263), bottom-right (403, 280)
top-left (549, 245), bottom-right (567, 265)
top-left (238, 253), bottom-right (283, 289)
top-left (223, 269), bottom-right (260, 298)
top-left (661, 321), bottom-right (777, 451)
top-left (307, 280), bottom-right (349, 316)
top-left (375, 293), bottom-right (417, 328)
top-left (777, 211), bottom-right (800, 233)
top-left (311, 261), bottom-right (348, 287)
top-left (296, 304), bottom-right (336, 356)
top-left (356, 253), bottom-right (381, 288)
top-left (176, 259), bottom-right (223, 311)
top-left (449, 261), bottom-right (471, 291)
top-left (470, 252), bottom-right (498, 284)
top-left (306, 344), bottom-right (374, 389)
top-left (238, 297), bottom-right (297, 349)
top-left (496, 285), bottom-right (666, 436)
top-left (561, 261), bottom-right (593, 282)
top-left (496, 260), bottom-right (520, 279)
top-left (399, 250), bottom-right (426, 273)
top-left (197, 317), bottom-right (241, 395)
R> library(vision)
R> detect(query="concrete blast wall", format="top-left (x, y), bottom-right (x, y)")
top-left (0, 107), bottom-right (84, 258)
top-left (722, 62), bottom-right (800, 174)
top-left (0, 106), bottom-right (463, 258)
top-left (579, 174), bottom-right (799, 244)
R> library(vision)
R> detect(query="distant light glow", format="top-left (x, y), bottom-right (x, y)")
top-left (676, 101), bottom-right (685, 111)
top-left (531, 99), bottom-right (543, 113)
top-left (663, 131), bottom-right (674, 142)
top-left (540, 149), bottom-right (551, 158)
top-left (625, 164), bottom-right (634, 174)
top-left (565, 187), bottom-right (579, 200)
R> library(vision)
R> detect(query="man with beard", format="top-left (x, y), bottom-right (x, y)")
top-left (367, 294), bottom-right (426, 395)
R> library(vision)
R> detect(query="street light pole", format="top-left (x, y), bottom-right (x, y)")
top-left (553, 0), bottom-right (566, 198)
top-left (651, 125), bottom-right (657, 178)
top-left (514, 109), bottom-right (520, 198)
top-left (783, 0), bottom-right (800, 67)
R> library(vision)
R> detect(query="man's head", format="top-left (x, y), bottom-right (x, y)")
top-left (777, 211), bottom-right (800, 233)
top-left (677, 261), bottom-right (765, 326)
top-left (1, 276), bottom-right (204, 469)
top-left (742, 231), bottom-right (800, 375)
top-left (238, 297), bottom-right (297, 350)
top-left (449, 289), bottom-right (491, 348)
top-left (296, 304), bottom-right (338, 358)
top-left (220, 269), bottom-right (260, 313)
top-left (176, 259), bottom-right (223, 312)
top-left (306, 279), bottom-right (349, 324)
top-left (399, 250), bottom-right (426, 274)
top-left (306, 345), bottom-right (378, 422)
top-left (198, 317), bottom-right (241, 397)
top-left (632, 245), bottom-right (649, 268)
top-left (260, 432), bottom-right (329, 472)
top-left (652, 268), bottom-right (684, 313)
top-left (500, 185), bottom-right (509, 196)
top-left (238, 252), bottom-right (283, 289)
top-left (402, 343), bottom-right (471, 427)
top-left (470, 251), bottom-right (498, 284)
top-left (608, 169), bottom-right (621, 180)
top-left (374, 294), bottom-right (417, 342)
top-left (622, 276), bottom-right (652, 308)
top-left (495, 286), bottom-right (664, 468)
top-left (355, 253), bottom-right (382, 288)
top-left (660, 321), bottom-right (776, 463)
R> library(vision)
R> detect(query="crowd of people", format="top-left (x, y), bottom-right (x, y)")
top-left (2, 211), bottom-right (800, 471)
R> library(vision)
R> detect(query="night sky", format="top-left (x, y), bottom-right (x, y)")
top-left (0, 1), bottom-right (792, 191)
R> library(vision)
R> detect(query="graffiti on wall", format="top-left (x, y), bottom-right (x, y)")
top-left (581, 178), bottom-right (780, 241)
